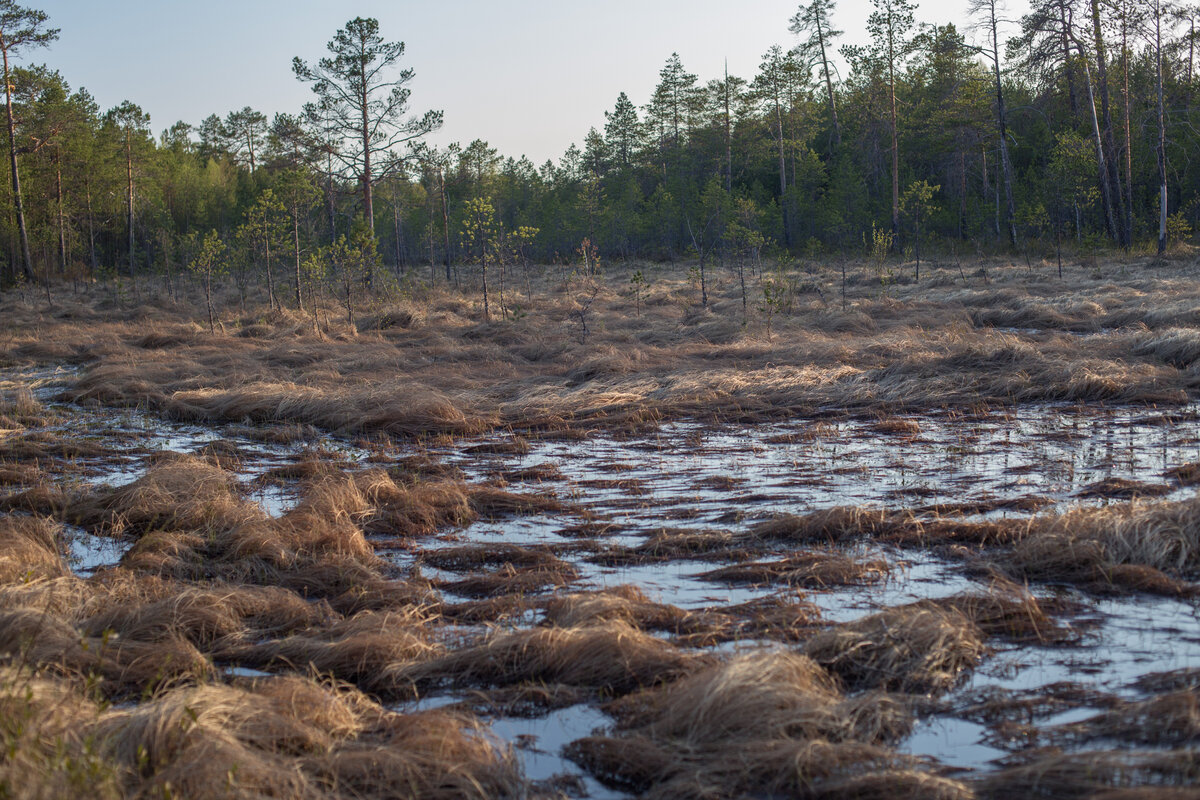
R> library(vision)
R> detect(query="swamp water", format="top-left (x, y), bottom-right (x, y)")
top-left (3, 364), bottom-right (1199, 796)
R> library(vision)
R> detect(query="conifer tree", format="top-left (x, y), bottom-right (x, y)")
top-left (293, 17), bottom-right (442, 236)
top-left (0, 0), bottom-right (56, 282)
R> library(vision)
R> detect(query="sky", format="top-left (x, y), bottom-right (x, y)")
top-left (34, 0), bottom-right (1029, 165)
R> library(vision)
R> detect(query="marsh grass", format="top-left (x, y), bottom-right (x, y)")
top-left (8, 259), bottom-right (1200, 796)
top-left (802, 605), bottom-right (987, 694)
top-left (977, 749), bottom-right (1200, 798)
top-left (567, 651), bottom-right (962, 799)
top-left (697, 549), bottom-right (891, 589)
top-left (391, 620), bottom-right (702, 696)
top-left (5, 258), bottom-right (1200, 446)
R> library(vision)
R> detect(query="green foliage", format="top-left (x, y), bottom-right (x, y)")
top-left (863, 222), bottom-right (894, 273)
top-left (187, 229), bottom-right (227, 280)
top-left (5, 0), bottom-right (1200, 290)
top-left (1167, 211), bottom-right (1192, 244)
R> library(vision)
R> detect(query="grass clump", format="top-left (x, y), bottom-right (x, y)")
top-left (567, 650), bottom-right (964, 799)
top-left (802, 604), bottom-right (986, 694)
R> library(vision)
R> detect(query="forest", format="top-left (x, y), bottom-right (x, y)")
top-left (0, 0), bottom-right (1194, 300)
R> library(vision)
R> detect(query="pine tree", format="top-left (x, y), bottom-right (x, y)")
top-left (0, 0), bottom-right (56, 282)
top-left (293, 17), bottom-right (442, 236)
top-left (790, 0), bottom-right (843, 148)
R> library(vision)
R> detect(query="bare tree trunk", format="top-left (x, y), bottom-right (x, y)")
top-left (481, 257), bottom-right (489, 321)
top-left (816, 16), bottom-right (841, 147)
top-left (391, 181), bottom-right (403, 273)
top-left (724, 62), bottom-right (732, 192)
top-left (293, 207), bottom-right (303, 309)
top-left (1077, 45), bottom-right (1121, 244)
top-left (1157, 1), bottom-right (1169, 255)
top-left (958, 148), bottom-right (967, 238)
top-left (265, 238), bottom-right (275, 310)
top-left (1060, 4), bottom-right (1079, 116)
top-left (1089, 0), bottom-right (1129, 246)
top-left (987, 2), bottom-right (1017, 246)
top-left (3, 48), bottom-right (33, 282)
top-left (888, 39), bottom-right (900, 236)
top-left (204, 272), bottom-right (215, 333)
top-left (1120, 12), bottom-right (1135, 247)
top-left (85, 180), bottom-right (97, 276)
top-left (55, 150), bottom-right (66, 275)
top-left (126, 131), bottom-right (136, 279)
top-left (439, 167), bottom-right (452, 283)
top-left (360, 68), bottom-right (375, 236)
top-left (775, 91), bottom-right (791, 248)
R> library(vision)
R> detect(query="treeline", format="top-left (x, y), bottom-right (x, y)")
top-left (0, 0), bottom-right (1197, 293)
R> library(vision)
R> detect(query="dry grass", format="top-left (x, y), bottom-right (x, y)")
top-left (539, 584), bottom-right (756, 645)
top-left (391, 620), bottom-right (701, 696)
top-left (608, 651), bottom-right (907, 744)
top-left (0, 385), bottom-right (54, 429)
top-left (90, 676), bottom-right (523, 800)
top-left (567, 650), bottom-right (964, 799)
top-left (6, 260), bottom-right (1200, 446)
top-left (0, 666), bottom-right (122, 800)
top-left (0, 606), bottom-right (212, 696)
top-left (934, 581), bottom-right (1082, 645)
top-left (0, 515), bottom-right (69, 583)
top-left (750, 507), bottom-right (1028, 549)
top-left (977, 749), bottom-right (1200, 799)
top-left (235, 607), bottom-right (441, 693)
top-left (698, 549), bottom-right (891, 589)
top-left (949, 682), bottom-right (1120, 726)
top-left (81, 581), bottom-right (336, 649)
top-left (802, 604), bottom-right (987, 694)
top-left (70, 453), bottom-right (262, 536)
top-left (8, 262), bottom-right (1200, 796)
top-left (1003, 494), bottom-right (1200, 593)
top-left (1046, 690), bottom-right (1200, 747)
top-left (542, 585), bottom-right (691, 631)
top-left (435, 562), bottom-right (579, 598)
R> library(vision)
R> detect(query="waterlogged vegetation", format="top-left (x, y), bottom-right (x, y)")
top-left (5, 0), bottom-right (1200, 794)
top-left (3, 255), bottom-right (1200, 798)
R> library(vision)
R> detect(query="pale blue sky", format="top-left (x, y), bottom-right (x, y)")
top-left (35, 0), bottom-right (1027, 164)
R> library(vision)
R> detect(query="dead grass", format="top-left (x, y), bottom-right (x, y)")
top-left (229, 608), bottom-right (441, 694)
top-left (566, 650), bottom-right (963, 799)
top-left (1003, 495), bottom-right (1200, 594)
top-left (435, 562), bottom-right (579, 598)
top-left (978, 749), bottom-right (1200, 799)
top-left (0, 515), bottom-right (69, 583)
top-left (0, 666), bottom-right (123, 800)
top-left (70, 453), bottom-right (261, 536)
top-left (391, 620), bottom-right (701, 696)
top-left (542, 585), bottom-right (691, 631)
top-left (89, 675), bottom-right (523, 800)
top-left (9, 263), bottom-right (1200, 796)
top-left (802, 604), bottom-right (986, 694)
top-left (934, 580), bottom-right (1082, 645)
top-left (7, 260), bottom-right (1199, 447)
top-left (1046, 691), bottom-right (1200, 747)
top-left (949, 681), bottom-right (1120, 726)
top-left (750, 507), bottom-right (1028, 549)
top-left (608, 651), bottom-right (904, 744)
top-left (0, 606), bottom-right (212, 696)
top-left (698, 549), bottom-right (890, 589)
top-left (82, 581), bottom-right (336, 649)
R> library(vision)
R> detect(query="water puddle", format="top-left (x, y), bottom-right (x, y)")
top-left (60, 524), bottom-right (131, 575)
top-left (408, 406), bottom-right (1200, 777)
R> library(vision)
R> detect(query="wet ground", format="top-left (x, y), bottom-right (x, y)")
top-left (4, 364), bottom-right (1199, 796)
